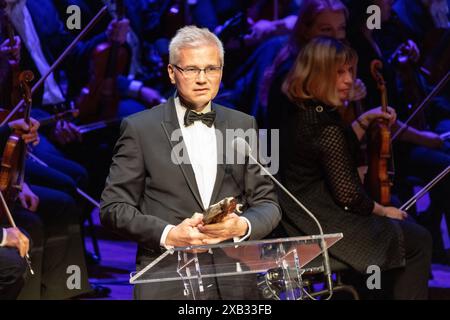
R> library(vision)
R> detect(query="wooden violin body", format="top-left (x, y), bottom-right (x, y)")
top-left (76, 42), bottom-right (129, 123)
top-left (76, 0), bottom-right (129, 124)
top-left (365, 60), bottom-right (393, 205)
top-left (0, 71), bottom-right (33, 212)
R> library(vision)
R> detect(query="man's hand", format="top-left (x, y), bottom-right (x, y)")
top-left (165, 213), bottom-right (210, 248)
top-left (18, 182), bottom-right (39, 212)
top-left (106, 18), bottom-right (130, 45)
top-left (197, 213), bottom-right (248, 245)
top-left (50, 120), bottom-right (81, 145)
top-left (8, 117), bottom-right (40, 146)
top-left (0, 36), bottom-right (21, 64)
top-left (4, 227), bottom-right (30, 258)
top-left (392, 40), bottom-right (420, 65)
top-left (243, 19), bottom-right (277, 47)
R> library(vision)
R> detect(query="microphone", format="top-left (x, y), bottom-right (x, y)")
top-left (232, 137), bottom-right (334, 298)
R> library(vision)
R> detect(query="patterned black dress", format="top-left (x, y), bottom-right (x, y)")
top-left (275, 98), bottom-right (405, 273)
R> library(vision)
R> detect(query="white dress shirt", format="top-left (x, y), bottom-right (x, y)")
top-left (9, 0), bottom-right (65, 105)
top-left (175, 98), bottom-right (218, 209)
top-left (160, 98), bottom-right (251, 247)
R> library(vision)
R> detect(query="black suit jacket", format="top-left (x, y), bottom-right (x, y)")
top-left (100, 98), bottom-right (281, 265)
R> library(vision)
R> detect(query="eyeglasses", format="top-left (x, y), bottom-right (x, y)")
top-left (172, 64), bottom-right (222, 79)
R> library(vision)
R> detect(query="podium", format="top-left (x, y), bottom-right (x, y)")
top-left (130, 233), bottom-right (343, 300)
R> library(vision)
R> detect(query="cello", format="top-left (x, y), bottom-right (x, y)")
top-left (365, 60), bottom-right (393, 205)
top-left (76, 0), bottom-right (130, 124)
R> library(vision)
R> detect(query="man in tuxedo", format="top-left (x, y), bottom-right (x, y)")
top-left (101, 26), bottom-right (281, 300)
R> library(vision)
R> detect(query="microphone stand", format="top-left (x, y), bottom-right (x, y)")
top-left (242, 146), bottom-right (333, 299)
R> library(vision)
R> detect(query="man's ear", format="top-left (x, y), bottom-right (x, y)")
top-left (167, 64), bottom-right (176, 84)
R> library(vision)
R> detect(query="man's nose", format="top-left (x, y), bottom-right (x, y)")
top-left (196, 70), bottom-right (207, 83)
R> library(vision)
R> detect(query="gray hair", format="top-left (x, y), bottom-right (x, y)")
top-left (169, 26), bottom-right (224, 65)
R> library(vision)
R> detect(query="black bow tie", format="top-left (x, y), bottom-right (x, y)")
top-left (184, 109), bottom-right (216, 127)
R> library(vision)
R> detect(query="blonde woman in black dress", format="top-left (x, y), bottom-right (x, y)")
top-left (277, 37), bottom-right (431, 299)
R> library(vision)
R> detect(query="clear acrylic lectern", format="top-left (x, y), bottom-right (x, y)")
top-left (130, 233), bottom-right (343, 300)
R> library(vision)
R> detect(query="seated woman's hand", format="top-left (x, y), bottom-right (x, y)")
top-left (382, 206), bottom-right (408, 221)
top-left (359, 106), bottom-right (397, 128)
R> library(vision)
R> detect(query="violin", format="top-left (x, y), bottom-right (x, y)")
top-left (365, 60), bottom-right (393, 205)
top-left (0, 71), bottom-right (35, 274)
top-left (0, 6), bottom-right (108, 212)
top-left (0, 71), bottom-right (33, 208)
top-left (76, 0), bottom-right (130, 124)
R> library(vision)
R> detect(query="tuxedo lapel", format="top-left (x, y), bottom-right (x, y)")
top-left (209, 104), bottom-right (227, 206)
top-left (160, 98), bottom-right (204, 211)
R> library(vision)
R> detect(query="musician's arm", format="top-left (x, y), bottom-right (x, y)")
top-left (393, 120), bottom-right (443, 149)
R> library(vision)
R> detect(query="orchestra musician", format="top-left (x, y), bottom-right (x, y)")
top-left (276, 36), bottom-right (431, 299)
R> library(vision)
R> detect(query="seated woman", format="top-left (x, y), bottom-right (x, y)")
top-left (276, 36), bottom-right (431, 299)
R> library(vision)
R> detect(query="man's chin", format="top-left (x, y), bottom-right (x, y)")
top-left (193, 97), bottom-right (212, 106)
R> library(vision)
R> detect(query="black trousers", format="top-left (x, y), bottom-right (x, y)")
top-left (0, 207), bottom-right (42, 300)
top-left (384, 219), bottom-right (432, 299)
top-left (0, 247), bottom-right (27, 300)
top-left (12, 186), bottom-right (92, 300)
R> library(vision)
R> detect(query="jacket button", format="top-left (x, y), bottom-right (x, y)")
top-left (315, 105), bottom-right (324, 112)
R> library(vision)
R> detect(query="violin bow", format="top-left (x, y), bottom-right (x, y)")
top-left (440, 131), bottom-right (450, 141)
top-left (392, 71), bottom-right (450, 142)
top-left (400, 165), bottom-right (450, 212)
